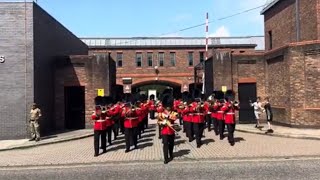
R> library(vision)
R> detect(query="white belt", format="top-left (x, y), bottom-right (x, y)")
top-left (96, 120), bottom-right (106, 122)
top-left (226, 113), bottom-right (235, 115)
top-left (217, 111), bottom-right (224, 113)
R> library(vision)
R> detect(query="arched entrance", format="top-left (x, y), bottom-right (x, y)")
top-left (132, 80), bottom-right (181, 100)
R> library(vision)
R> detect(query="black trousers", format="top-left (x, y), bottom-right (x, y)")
top-left (212, 117), bottom-right (219, 135)
top-left (113, 120), bottom-right (119, 139)
top-left (106, 126), bottom-right (112, 144)
top-left (226, 123), bottom-right (236, 143)
top-left (125, 127), bottom-right (137, 150)
top-left (218, 120), bottom-right (225, 139)
top-left (185, 121), bottom-right (194, 141)
top-left (120, 118), bottom-right (125, 134)
top-left (143, 116), bottom-right (148, 129)
top-left (162, 134), bottom-right (175, 162)
top-left (94, 130), bottom-right (106, 155)
top-left (138, 122), bottom-right (144, 139)
top-left (158, 125), bottom-right (162, 139)
top-left (193, 123), bottom-right (204, 146)
top-left (178, 113), bottom-right (183, 126)
top-left (150, 110), bottom-right (155, 119)
top-left (206, 115), bottom-right (212, 131)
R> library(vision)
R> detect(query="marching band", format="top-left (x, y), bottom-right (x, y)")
top-left (90, 93), bottom-right (240, 164)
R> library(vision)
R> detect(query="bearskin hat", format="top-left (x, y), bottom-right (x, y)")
top-left (162, 94), bottom-right (174, 109)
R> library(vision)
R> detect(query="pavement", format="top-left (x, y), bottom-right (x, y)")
top-left (1, 119), bottom-right (320, 167)
top-left (0, 129), bottom-right (93, 151)
top-left (1, 158), bottom-right (320, 180)
top-left (236, 123), bottom-right (320, 140)
top-left (1, 119), bottom-right (319, 152)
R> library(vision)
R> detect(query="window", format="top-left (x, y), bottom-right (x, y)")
top-left (147, 53), bottom-right (153, 67)
top-left (158, 52), bottom-right (164, 67)
top-left (199, 52), bottom-right (204, 63)
top-left (116, 53), bottom-right (123, 67)
top-left (136, 52), bottom-right (142, 67)
top-left (170, 52), bottom-right (176, 66)
top-left (188, 52), bottom-right (194, 66)
top-left (268, 30), bottom-right (273, 50)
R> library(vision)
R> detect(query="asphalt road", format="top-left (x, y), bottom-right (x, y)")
top-left (0, 157), bottom-right (320, 180)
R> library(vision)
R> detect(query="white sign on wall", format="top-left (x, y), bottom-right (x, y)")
top-left (0, 56), bottom-right (5, 63)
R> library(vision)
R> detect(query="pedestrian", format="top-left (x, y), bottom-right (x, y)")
top-left (29, 103), bottom-right (42, 142)
top-left (264, 97), bottom-right (273, 133)
top-left (250, 97), bottom-right (263, 128)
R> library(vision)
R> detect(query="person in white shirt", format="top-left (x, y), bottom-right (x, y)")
top-left (250, 97), bottom-right (263, 128)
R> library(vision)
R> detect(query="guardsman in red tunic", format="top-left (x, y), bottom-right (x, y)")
top-left (192, 98), bottom-right (206, 148)
top-left (158, 96), bottom-right (178, 164)
top-left (156, 102), bottom-right (164, 139)
top-left (148, 98), bottom-right (156, 119)
top-left (110, 102), bottom-right (122, 140)
top-left (91, 106), bottom-right (107, 157)
top-left (122, 103), bottom-right (139, 153)
top-left (104, 106), bottom-right (116, 145)
top-left (142, 101), bottom-right (149, 130)
top-left (223, 99), bottom-right (239, 146)
top-left (210, 98), bottom-right (220, 136)
top-left (217, 99), bottom-right (226, 140)
top-left (136, 101), bottom-right (144, 139)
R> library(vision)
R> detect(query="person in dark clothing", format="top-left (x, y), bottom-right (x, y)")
top-left (264, 97), bottom-right (273, 133)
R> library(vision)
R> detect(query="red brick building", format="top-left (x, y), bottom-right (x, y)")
top-left (79, 0), bottom-right (320, 128)
top-left (261, 0), bottom-right (320, 127)
top-left (82, 37), bottom-right (264, 100)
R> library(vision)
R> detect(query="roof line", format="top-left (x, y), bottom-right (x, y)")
top-left (80, 36), bottom-right (264, 40)
top-left (260, 0), bottom-right (280, 14)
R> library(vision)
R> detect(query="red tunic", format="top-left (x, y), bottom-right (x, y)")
top-left (122, 107), bottom-right (139, 128)
top-left (224, 103), bottom-right (239, 124)
top-left (216, 104), bottom-right (225, 121)
top-left (159, 111), bottom-right (177, 135)
top-left (92, 113), bottom-right (107, 130)
top-left (210, 103), bottom-right (219, 119)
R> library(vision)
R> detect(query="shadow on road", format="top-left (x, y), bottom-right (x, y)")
top-left (138, 142), bottom-right (153, 150)
top-left (173, 149), bottom-right (190, 158)
top-left (202, 138), bottom-right (215, 145)
top-left (40, 135), bottom-right (58, 140)
top-left (174, 139), bottom-right (186, 146)
top-left (141, 133), bottom-right (156, 139)
top-left (107, 144), bottom-right (126, 152)
top-left (138, 138), bottom-right (153, 144)
top-left (234, 137), bottom-right (245, 142)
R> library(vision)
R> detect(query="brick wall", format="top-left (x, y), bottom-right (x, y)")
top-left (264, 0), bottom-right (296, 50)
top-left (264, 42), bottom-right (320, 127)
top-left (55, 55), bottom-right (115, 130)
top-left (90, 48), bottom-right (203, 91)
top-left (33, 4), bottom-right (88, 135)
top-left (0, 2), bottom-right (34, 140)
top-left (299, 0), bottom-right (318, 41)
top-left (264, 0), bottom-right (320, 50)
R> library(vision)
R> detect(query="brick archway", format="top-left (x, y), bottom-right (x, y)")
top-left (132, 77), bottom-right (182, 88)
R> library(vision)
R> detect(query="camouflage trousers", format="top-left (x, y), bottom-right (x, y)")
top-left (30, 120), bottom-right (40, 139)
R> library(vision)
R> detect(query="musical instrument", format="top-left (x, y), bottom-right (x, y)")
top-left (158, 111), bottom-right (178, 134)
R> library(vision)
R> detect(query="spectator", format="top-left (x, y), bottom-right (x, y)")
top-left (264, 97), bottom-right (274, 133)
top-left (29, 103), bottom-right (42, 141)
top-left (250, 97), bottom-right (263, 128)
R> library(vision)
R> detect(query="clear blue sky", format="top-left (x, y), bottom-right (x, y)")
top-left (37, 0), bottom-right (267, 38)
